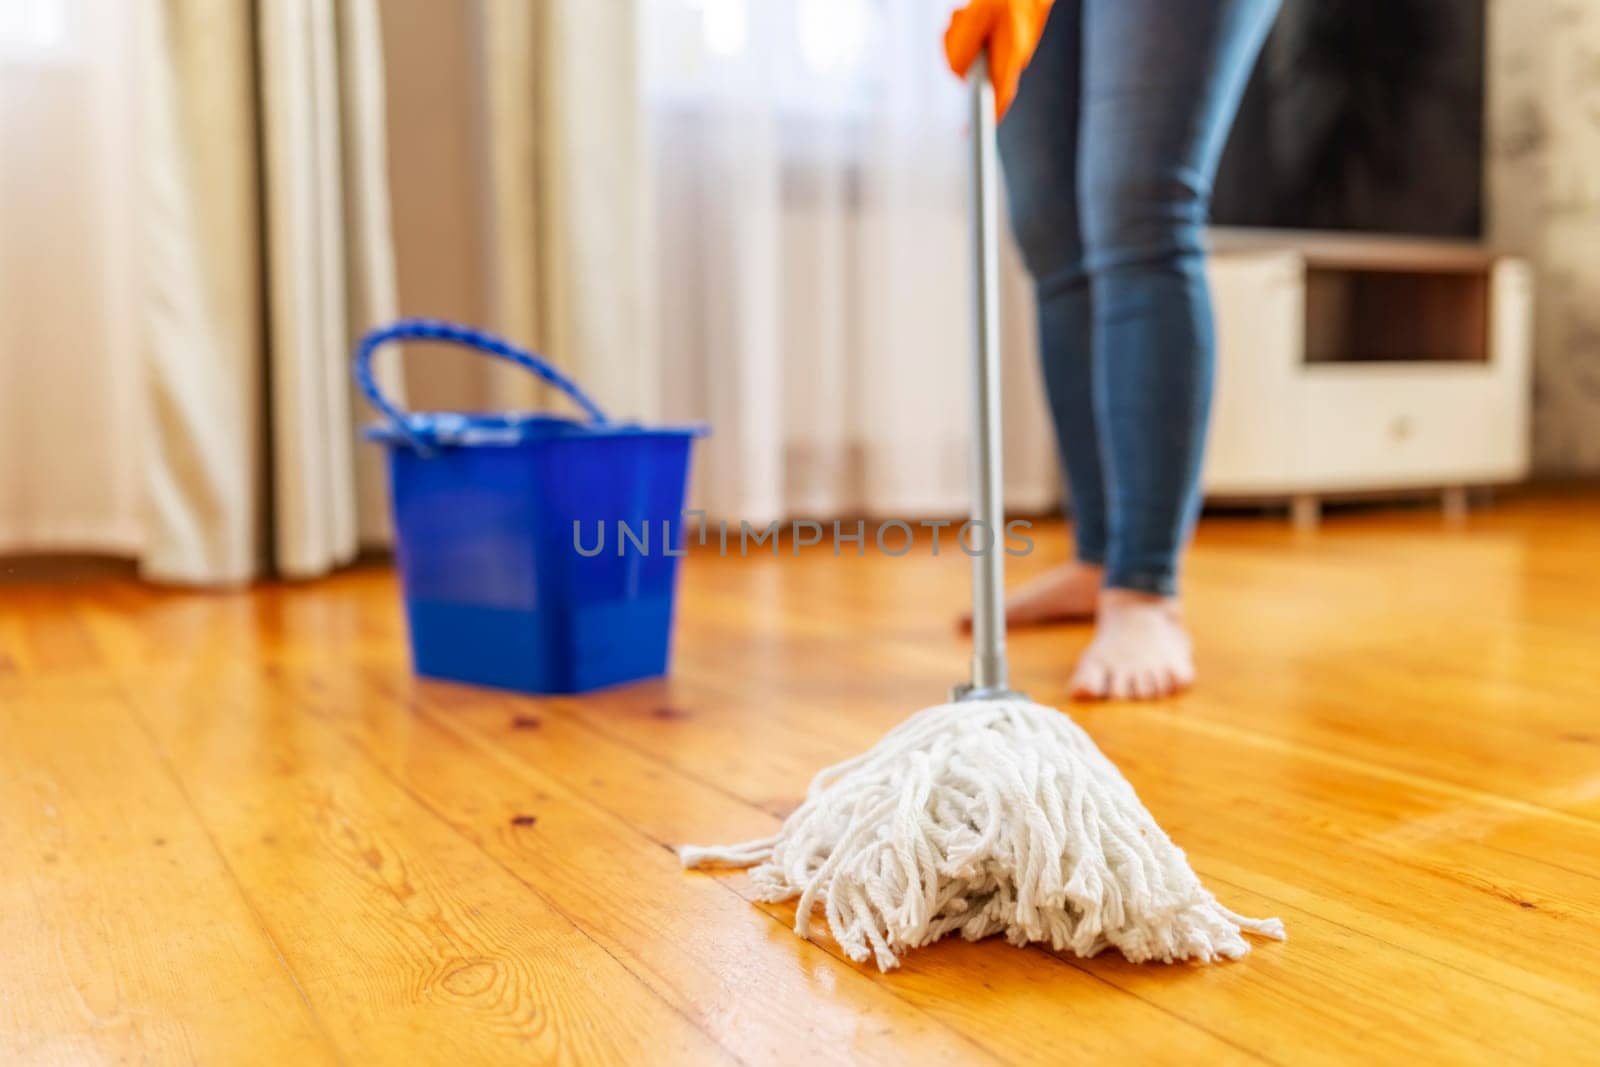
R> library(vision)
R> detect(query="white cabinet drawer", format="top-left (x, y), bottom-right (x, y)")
top-left (1299, 366), bottom-right (1511, 489)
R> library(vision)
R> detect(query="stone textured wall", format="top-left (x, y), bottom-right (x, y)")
top-left (1488, 0), bottom-right (1600, 475)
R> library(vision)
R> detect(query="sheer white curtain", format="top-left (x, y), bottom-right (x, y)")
top-left (0, 0), bottom-right (143, 555)
top-left (642, 0), bottom-right (1058, 522)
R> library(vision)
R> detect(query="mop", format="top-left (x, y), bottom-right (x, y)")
top-left (679, 57), bottom-right (1286, 972)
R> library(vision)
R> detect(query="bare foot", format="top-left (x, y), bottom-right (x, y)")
top-left (959, 560), bottom-right (1103, 631)
top-left (1070, 588), bottom-right (1195, 701)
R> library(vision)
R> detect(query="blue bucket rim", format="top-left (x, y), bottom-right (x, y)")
top-left (363, 411), bottom-right (709, 448)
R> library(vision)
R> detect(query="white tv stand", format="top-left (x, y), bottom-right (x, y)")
top-left (1203, 230), bottom-right (1533, 527)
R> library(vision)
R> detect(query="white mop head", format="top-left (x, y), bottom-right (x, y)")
top-left (680, 697), bottom-right (1285, 971)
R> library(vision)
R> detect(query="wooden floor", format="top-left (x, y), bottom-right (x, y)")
top-left (5, 493), bottom-right (1600, 1065)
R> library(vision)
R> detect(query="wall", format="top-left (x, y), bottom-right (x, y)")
top-left (377, 0), bottom-right (493, 411)
top-left (1488, 0), bottom-right (1600, 475)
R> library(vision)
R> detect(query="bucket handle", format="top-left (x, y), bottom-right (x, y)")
top-left (354, 318), bottom-right (610, 451)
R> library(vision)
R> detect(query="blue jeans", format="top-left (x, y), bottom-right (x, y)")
top-left (998, 0), bottom-right (1278, 596)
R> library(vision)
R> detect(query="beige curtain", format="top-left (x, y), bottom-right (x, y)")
top-left (474, 0), bottom-right (656, 420)
top-left (370, 0), bottom-right (653, 429)
top-left (140, 0), bottom-right (397, 583)
top-left (258, 0), bottom-right (400, 573)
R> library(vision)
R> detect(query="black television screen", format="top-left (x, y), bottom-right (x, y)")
top-left (1210, 0), bottom-right (1485, 239)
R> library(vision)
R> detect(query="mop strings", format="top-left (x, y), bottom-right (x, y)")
top-left (679, 697), bottom-right (1285, 972)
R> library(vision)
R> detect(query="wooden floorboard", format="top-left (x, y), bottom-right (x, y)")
top-left (0, 678), bottom-right (338, 1065)
top-left (4, 492), bottom-right (1600, 1064)
top-left (117, 668), bottom-right (730, 1066)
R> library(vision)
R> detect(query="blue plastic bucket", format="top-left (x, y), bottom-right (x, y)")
top-left (355, 319), bottom-right (707, 695)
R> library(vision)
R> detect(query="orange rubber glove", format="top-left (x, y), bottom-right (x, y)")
top-left (944, 0), bottom-right (1054, 120)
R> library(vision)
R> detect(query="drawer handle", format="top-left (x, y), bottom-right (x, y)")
top-left (1390, 416), bottom-right (1415, 441)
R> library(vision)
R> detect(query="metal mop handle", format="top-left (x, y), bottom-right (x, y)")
top-left (962, 53), bottom-right (1011, 697)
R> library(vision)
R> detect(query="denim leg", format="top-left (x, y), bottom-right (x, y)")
top-left (1078, 0), bottom-right (1279, 596)
top-left (996, 2), bottom-right (1106, 567)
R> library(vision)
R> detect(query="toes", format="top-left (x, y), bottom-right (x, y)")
top-left (1070, 657), bottom-right (1110, 701)
top-left (1070, 599), bottom-right (1197, 701)
top-left (1096, 662), bottom-right (1191, 702)
top-left (1137, 665), bottom-right (1187, 700)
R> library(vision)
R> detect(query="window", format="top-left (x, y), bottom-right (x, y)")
top-left (644, 0), bottom-right (888, 117)
top-left (0, 0), bottom-right (78, 62)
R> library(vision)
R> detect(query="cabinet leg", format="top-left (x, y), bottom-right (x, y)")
top-left (1442, 486), bottom-right (1469, 523)
top-left (1291, 494), bottom-right (1321, 532)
